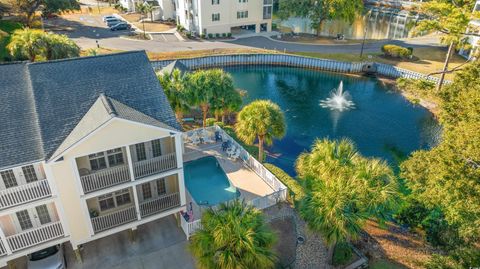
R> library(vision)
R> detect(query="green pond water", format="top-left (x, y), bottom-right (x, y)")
top-left (225, 66), bottom-right (440, 175)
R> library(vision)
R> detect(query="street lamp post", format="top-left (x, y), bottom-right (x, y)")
top-left (360, 10), bottom-right (372, 59)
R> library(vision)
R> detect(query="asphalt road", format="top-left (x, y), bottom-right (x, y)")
top-left (51, 13), bottom-right (443, 54)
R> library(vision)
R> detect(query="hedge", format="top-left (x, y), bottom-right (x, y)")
top-left (263, 163), bottom-right (305, 204)
top-left (381, 44), bottom-right (412, 59)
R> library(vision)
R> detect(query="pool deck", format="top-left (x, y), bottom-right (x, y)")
top-left (183, 142), bottom-right (275, 211)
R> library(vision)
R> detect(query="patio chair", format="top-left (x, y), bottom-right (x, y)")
top-left (227, 145), bottom-right (236, 157)
top-left (215, 131), bottom-right (222, 142)
top-left (230, 149), bottom-right (240, 161)
top-left (202, 131), bottom-right (215, 143)
top-left (190, 134), bottom-right (201, 145)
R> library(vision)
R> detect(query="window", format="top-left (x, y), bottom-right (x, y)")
top-left (98, 193), bottom-right (115, 211)
top-left (36, 205), bottom-right (51, 225)
top-left (22, 165), bottom-right (38, 183)
top-left (107, 148), bottom-right (124, 167)
top-left (263, 6), bottom-right (272, 19)
top-left (1, 170), bottom-right (17, 188)
top-left (238, 0), bottom-right (247, 2)
top-left (142, 183), bottom-right (152, 200)
top-left (151, 139), bottom-right (162, 157)
top-left (16, 210), bottom-right (33, 230)
top-left (135, 143), bottom-right (147, 161)
top-left (237, 11), bottom-right (248, 19)
top-left (157, 178), bottom-right (166, 195)
top-left (263, 0), bottom-right (272, 4)
top-left (89, 152), bottom-right (107, 171)
top-left (212, 13), bottom-right (220, 21)
top-left (212, 0), bottom-right (219, 4)
top-left (115, 189), bottom-right (131, 206)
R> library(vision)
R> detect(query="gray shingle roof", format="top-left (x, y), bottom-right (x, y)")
top-left (0, 51), bottom-right (181, 170)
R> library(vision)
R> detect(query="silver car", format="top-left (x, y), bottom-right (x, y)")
top-left (27, 245), bottom-right (65, 269)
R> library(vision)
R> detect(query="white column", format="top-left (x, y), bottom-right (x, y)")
top-left (42, 161), bottom-right (58, 197)
top-left (53, 199), bottom-right (71, 237)
top-left (125, 146), bottom-right (141, 220)
top-left (70, 159), bottom-right (85, 196)
top-left (174, 134), bottom-right (184, 168)
top-left (177, 170), bottom-right (186, 206)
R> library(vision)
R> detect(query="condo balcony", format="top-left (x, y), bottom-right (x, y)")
top-left (86, 174), bottom-right (181, 234)
top-left (0, 202), bottom-right (65, 255)
top-left (0, 164), bottom-right (53, 210)
top-left (75, 136), bottom-right (178, 194)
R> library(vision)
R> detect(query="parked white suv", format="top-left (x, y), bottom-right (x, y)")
top-left (27, 245), bottom-right (65, 269)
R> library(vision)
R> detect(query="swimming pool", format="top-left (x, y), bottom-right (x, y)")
top-left (184, 156), bottom-right (239, 206)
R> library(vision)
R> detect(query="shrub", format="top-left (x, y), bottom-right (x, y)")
top-left (176, 24), bottom-right (185, 31)
top-left (215, 33), bottom-right (221, 38)
top-left (264, 163), bottom-right (305, 204)
top-left (200, 33), bottom-right (205, 39)
top-left (227, 32), bottom-right (232, 37)
top-left (205, 117), bottom-right (216, 126)
top-left (208, 33), bottom-right (213, 39)
top-left (222, 33), bottom-right (227, 38)
top-left (332, 242), bottom-right (353, 266)
top-left (214, 121), bottom-right (224, 128)
top-left (186, 32), bottom-right (192, 38)
top-left (381, 44), bottom-right (412, 58)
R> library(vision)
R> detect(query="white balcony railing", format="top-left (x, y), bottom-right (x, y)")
top-left (140, 192), bottom-right (180, 217)
top-left (0, 240), bottom-right (6, 256)
top-left (6, 222), bottom-right (64, 252)
top-left (80, 165), bottom-right (131, 193)
top-left (91, 206), bottom-right (137, 233)
top-left (0, 179), bottom-right (52, 209)
top-left (133, 153), bottom-right (177, 179)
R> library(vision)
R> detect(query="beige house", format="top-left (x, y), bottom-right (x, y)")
top-left (0, 51), bottom-right (186, 266)
top-left (175, 0), bottom-right (273, 35)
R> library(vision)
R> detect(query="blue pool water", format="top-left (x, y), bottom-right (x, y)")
top-left (184, 156), bottom-right (239, 206)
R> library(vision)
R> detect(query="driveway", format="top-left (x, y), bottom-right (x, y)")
top-left (65, 215), bottom-right (196, 269)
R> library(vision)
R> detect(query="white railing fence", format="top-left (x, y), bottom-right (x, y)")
top-left (151, 54), bottom-right (450, 84)
top-left (133, 153), bottom-right (177, 179)
top-left (0, 179), bottom-right (52, 209)
top-left (80, 165), bottom-right (131, 193)
top-left (214, 126), bottom-right (288, 193)
top-left (182, 126), bottom-right (288, 239)
top-left (91, 206), bottom-right (137, 233)
top-left (0, 240), bottom-right (7, 256)
top-left (140, 192), bottom-right (180, 217)
top-left (6, 222), bottom-right (64, 252)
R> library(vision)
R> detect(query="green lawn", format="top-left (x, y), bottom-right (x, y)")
top-left (0, 20), bottom-right (23, 61)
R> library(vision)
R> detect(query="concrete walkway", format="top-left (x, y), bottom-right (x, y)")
top-left (65, 216), bottom-right (196, 269)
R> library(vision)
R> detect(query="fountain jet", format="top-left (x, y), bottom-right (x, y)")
top-left (320, 81), bottom-right (355, 111)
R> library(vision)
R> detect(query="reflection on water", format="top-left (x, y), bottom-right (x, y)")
top-left (279, 7), bottom-right (419, 39)
top-left (225, 65), bottom-right (439, 175)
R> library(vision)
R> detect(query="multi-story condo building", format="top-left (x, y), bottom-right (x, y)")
top-left (0, 51), bottom-right (186, 266)
top-left (119, 0), bottom-right (273, 35)
top-left (176, 0), bottom-right (273, 35)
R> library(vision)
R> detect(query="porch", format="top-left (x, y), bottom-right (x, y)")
top-left (86, 174), bottom-right (182, 234)
top-left (0, 202), bottom-right (66, 255)
top-left (75, 136), bottom-right (178, 194)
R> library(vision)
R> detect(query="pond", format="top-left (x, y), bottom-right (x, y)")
top-left (225, 65), bottom-right (440, 175)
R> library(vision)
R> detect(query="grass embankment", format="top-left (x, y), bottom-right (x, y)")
top-left (0, 20), bottom-right (23, 61)
top-left (293, 47), bottom-right (465, 81)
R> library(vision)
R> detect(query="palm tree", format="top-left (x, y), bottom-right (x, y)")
top-left (211, 73), bottom-right (242, 124)
top-left (235, 100), bottom-right (286, 161)
top-left (43, 32), bottom-right (80, 60)
top-left (7, 28), bottom-right (45, 62)
top-left (296, 138), bottom-right (399, 264)
top-left (184, 69), bottom-right (232, 128)
top-left (143, 2), bottom-right (154, 22)
top-left (189, 200), bottom-right (277, 269)
top-left (135, 3), bottom-right (147, 38)
top-left (158, 68), bottom-right (190, 121)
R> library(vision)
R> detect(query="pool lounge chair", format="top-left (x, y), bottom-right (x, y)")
top-left (230, 149), bottom-right (240, 161)
top-left (227, 145), bottom-right (236, 157)
top-left (190, 134), bottom-right (201, 145)
top-left (202, 131), bottom-right (215, 143)
top-left (215, 131), bottom-right (222, 142)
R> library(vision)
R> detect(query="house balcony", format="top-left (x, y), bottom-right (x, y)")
top-left (87, 174), bottom-right (182, 234)
top-left (0, 179), bottom-right (52, 209)
top-left (76, 136), bottom-right (178, 194)
top-left (0, 202), bottom-right (65, 254)
top-left (132, 153), bottom-right (177, 179)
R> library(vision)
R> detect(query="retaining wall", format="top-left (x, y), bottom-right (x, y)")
top-left (151, 53), bottom-right (450, 84)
